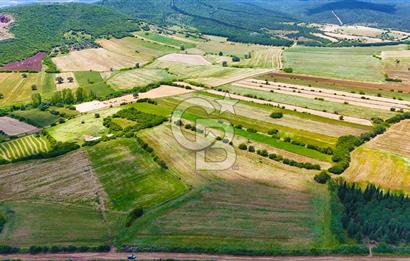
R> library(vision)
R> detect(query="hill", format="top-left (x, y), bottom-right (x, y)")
top-left (0, 3), bottom-right (138, 64)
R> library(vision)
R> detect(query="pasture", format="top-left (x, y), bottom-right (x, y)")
top-left (48, 107), bottom-right (119, 143)
top-left (75, 71), bottom-right (114, 97)
top-left (118, 124), bottom-right (336, 253)
top-left (107, 68), bottom-right (175, 90)
top-left (11, 109), bottom-right (59, 127)
top-left (135, 32), bottom-right (196, 49)
top-left (0, 135), bottom-right (50, 161)
top-left (87, 138), bottom-right (187, 211)
top-left (283, 46), bottom-right (404, 82)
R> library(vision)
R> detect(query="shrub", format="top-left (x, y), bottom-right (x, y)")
top-left (248, 146), bottom-right (255, 152)
top-left (238, 143), bottom-right (247, 150)
top-left (283, 67), bottom-right (293, 73)
top-left (125, 208), bottom-right (144, 227)
top-left (314, 171), bottom-right (331, 184)
top-left (270, 112), bottom-right (283, 119)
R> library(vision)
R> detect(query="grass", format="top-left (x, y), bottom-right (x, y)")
top-left (283, 46), bottom-right (402, 82)
top-left (136, 32), bottom-right (196, 49)
top-left (116, 124), bottom-right (336, 253)
top-left (48, 107), bottom-right (119, 144)
top-left (86, 138), bottom-right (187, 211)
top-left (0, 72), bottom-right (56, 106)
top-left (11, 109), bottom-right (59, 127)
top-left (0, 201), bottom-right (124, 247)
top-left (75, 71), bottom-right (115, 97)
top-left (0, 135), bottom-right (50, 161)
top-left (107, 68), bottom-right (175, 90)
top-left (219, 84), bottom-right (395, 120)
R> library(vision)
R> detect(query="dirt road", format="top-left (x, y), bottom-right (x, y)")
top-left (1, 252), bottom-right (409, 261)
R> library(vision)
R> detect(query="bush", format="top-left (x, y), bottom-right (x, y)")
top-left (270, 112), bottom-right (283, 119)
top-left (283, 67), bottom-right (293, 73)
top-left (238, 143), bottom-right (247, 150)
top-left (125, 208), bottom-right (144, 227)
top-left (248, 146), bottom-right (255, 152)
top-left (314, 171), bottom-right (331, 184)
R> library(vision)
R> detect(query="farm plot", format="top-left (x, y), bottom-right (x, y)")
top-left (0, 201), bottom-right (122, 247)
top-left (11, 109), bottom-right (59, 127)
top-left (283, 46), bottom-right (403, 82)
top-left (0, 135), bottom-right (50, 161)
top-left (134, 32), bottom-right (196, 49)
top-left (107, 68), bottom-right (175, 90)
top-left (75, 71), bottom-right (114, 97)
top-left (158, 53), bottom-right (211, 65)
top-left (343, 120), bottom-right (410, 194)
top-left (1, 52), bottom-right (46, 72)
top-left (0, 150), bottom-right (104, 205)
top-left (87, 138), bottom-right (187, 211)
top-left (382, 50), bottom-right (410, 84)
top-left (48, 107), bottom-right (119, 143)
top-left (0, 72), bottom-right (55, 106)
top-left (52, 48), bottom-right (140, 72)
top-left (235, 79), bottom-right (410, 111)
top-left (118, 124), bottom-right (335, 253)
top-left (259, 72), bottom-right (410, 101)
top-left (0, 116), bottom-right (38, 136)
top-left (99, 37), bottom-right (176, 65)
top-left (147, 60), bottom-right (272, 86)
top-left (55, 72), bottom-right (78, 90)
top-left (237, 48), bottom-right (283, 68)
top-left (219, 84), bottom-right (395, 121)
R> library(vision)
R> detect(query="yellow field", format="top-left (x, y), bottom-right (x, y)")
top-left (107, 68), bottom-right (175, 90)
top-left (343, 120), bottom-right (410, 194)
top-left (0, 72), bottom-right (55, 105)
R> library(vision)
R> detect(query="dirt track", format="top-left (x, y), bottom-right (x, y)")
top-left (0, 252), bottom-right (409, 261)
top-left (269, 72), bottom-right (410, 92)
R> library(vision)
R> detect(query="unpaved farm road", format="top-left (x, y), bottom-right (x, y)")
top-left (0, 252), bottom-right (409, 261)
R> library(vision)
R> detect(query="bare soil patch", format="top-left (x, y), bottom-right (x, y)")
top-left (0, 14), bottom-right (13, 41)
top-left (0, 116), bottom-right (38, 136)
top-left (159, 53), bottom-right (211, 65)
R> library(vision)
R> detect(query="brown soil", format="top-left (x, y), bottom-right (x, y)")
top-left (269, 72), bottom-right (410, 92)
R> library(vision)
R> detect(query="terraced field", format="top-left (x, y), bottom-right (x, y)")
top-left (107, 68), bottom-right (175, 90)
top-left (0, 135), bottom-right (50, 161)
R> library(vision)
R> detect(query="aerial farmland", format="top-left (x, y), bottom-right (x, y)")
top-left (0, 0), bottom-right (410, 260)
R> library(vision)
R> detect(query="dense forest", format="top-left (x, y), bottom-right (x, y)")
top-left (333, 181), bottom-right (410, 244)
top-left (0, 3), bottom-right (138, 64)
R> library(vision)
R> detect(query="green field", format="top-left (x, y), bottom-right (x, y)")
top-left (48, 108), bottom-right (119, 143)
top-left (0, 201), bottom-right (123, 247)
top-left (75, 71), bottom-right (115, 97)
top-left (136, 32), bottom-right (196, 49)
top-left (0, 72), bottom-right (56, 106)
top-left (0, 135), bottom-right (50, 161)
top-left (11, 110), bottom-right (60, 127)
top-left (107, 68), bottom-right (175, 90)
top-left (283, 46), bottom-right (403, 82)
top-left (219, 85), bottom-right (395, 120)
top-left (87, 138), bottom-right (187, 211)
top-left (117, 124), bottom-right (337, 253)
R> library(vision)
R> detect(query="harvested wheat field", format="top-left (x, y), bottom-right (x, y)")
top-left (52, 48), bottom-right (140, 72)
top-left (139, 85), bottom-right (193, 99)
top-left (107, 68), bottom-right (174, 90)
top-left (158, 53), bottom-right (211, 65)
top-left (55, 72), bottom-right (78, 90)
top-left (0, 150), bottom-right (106, 205)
